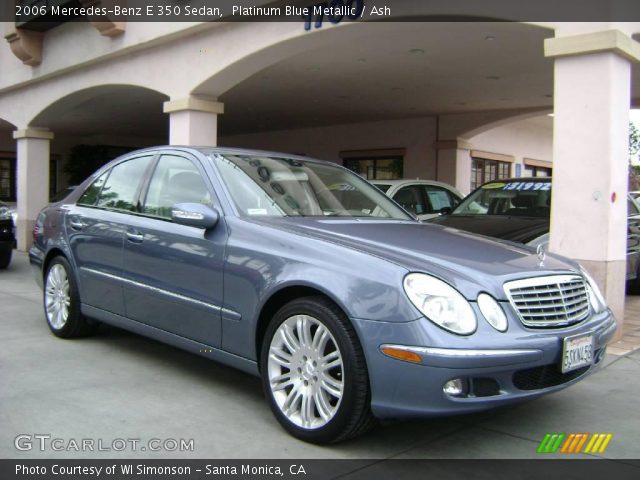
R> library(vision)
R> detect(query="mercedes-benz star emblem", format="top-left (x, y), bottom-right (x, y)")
top-left (537, 244), bottom-right (546, 267)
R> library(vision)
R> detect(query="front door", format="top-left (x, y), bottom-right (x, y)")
top-left (121, 153), bottom-right (225, 348)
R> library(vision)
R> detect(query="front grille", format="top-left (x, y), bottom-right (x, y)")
top-left (513, 364), bottom-right (590, 390)
top-left (504, 275), bottom-right (590, 328)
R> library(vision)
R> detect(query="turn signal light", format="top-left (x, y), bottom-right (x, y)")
top-left (381, 347), bottom-right (423, 364)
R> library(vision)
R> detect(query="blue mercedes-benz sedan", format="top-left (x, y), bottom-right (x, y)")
top-left (29, 147), bottom-right (617, 443)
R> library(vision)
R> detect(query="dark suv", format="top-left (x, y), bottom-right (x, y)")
top-left (0, 202), bottom-right (15, 269)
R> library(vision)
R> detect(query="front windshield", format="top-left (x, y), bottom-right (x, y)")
top-left (453, 180), bottom-right (552, 218)
top-left (210, 153), bottom-right (412, 220)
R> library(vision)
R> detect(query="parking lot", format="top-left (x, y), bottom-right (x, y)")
top-left (2, 252), bottom-right (640, 461)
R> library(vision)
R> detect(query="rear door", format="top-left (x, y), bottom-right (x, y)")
top-left (121, 152), bottom-right (225, 347)
top-left (67, 155), bottom-right (155, 315)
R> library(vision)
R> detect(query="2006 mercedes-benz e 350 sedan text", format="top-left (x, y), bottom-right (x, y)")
top-left (30, 147), bottom-right (616, 443)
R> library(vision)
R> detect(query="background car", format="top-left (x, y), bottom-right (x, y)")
top-left (371, 179), bottom-right (462, 220)
top-left (430, 178), bottom-right (640, 293)
top-left (0, 201), bottom-right (16, 269)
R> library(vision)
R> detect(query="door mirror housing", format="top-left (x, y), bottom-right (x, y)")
top-left (171, 203), bottom-right (219, 229)
top-left (439, 206), bottom-right (453, 216)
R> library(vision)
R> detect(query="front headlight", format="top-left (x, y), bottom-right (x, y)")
top-left (403, 273), bottom-right (477, 335)
top-left (580, 266), bottom-right (606, 314)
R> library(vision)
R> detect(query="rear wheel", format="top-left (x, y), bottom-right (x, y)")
top-left (260, 296), bottom-right (375, 443)
top-left (44, 256), bottom-right (96, 338)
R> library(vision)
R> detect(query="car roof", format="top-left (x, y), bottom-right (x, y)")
top-left (122, 146), bottom-right (323, 165)
top-left (370, 179), bottom-right (458, 188)
top-left (484, 177), bottom-right (551, 183)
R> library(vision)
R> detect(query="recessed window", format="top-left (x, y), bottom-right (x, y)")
top-left (0, 157), bottom-right (15, 201)
top-left (343, 156), bottom-right (403, 180)
top-left (471, 157), bottom-right (511, 190)
top-left (523, 158), bottom-right (552, 178)
top-left (0, 155), bottom-right (61, 202)
top-left (523, 165), bottom-right (552, 177)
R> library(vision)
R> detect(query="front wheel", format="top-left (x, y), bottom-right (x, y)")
top-left (260, 296), bottom-right (375, 443)
top-left (44, 256), bottom-right (96, 338)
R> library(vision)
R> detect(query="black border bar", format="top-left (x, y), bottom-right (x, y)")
top-left (4, 0), bottom-right (640, 24)
top-left (3, 459), bottom-right (640, 480)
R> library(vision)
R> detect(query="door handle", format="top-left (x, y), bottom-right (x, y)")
top-left (126, 230), bottom-right (144, 243)
top-left (69, 219), bottom-right (85, 230)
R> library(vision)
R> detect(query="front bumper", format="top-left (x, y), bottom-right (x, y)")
top-left (352, 308), bottom-right (616, 419)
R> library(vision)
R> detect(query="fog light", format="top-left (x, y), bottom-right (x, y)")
top-left (443, 378), bottom-right (465, 397)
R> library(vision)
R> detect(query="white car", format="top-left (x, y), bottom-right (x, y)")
top-left (371, 179), bottom-right (463, 221)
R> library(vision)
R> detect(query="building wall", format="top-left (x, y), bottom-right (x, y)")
top-left (220, 114), bottom-right (553, 185)
top-left (469, 116), bottom-right (553, 167)
top-left (2, 113), bottom-right (554, 200)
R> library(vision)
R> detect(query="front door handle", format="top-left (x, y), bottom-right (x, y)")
top-left (69, 219), bottom-right (85, 230)
top-left (126, 230), bottom-right (144, 243)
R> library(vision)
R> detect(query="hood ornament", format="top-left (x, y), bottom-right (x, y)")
top-left (536, 244), bottom-right (546, 267)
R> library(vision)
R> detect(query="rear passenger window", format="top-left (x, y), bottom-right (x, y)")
top-left (142, 155), bottom-right (212, 220)
top-left (96, 156), bottom-right (153, 211)
top-left (77, 172), bottom-right (107, 206)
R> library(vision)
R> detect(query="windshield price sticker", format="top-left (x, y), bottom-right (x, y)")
top-left (502, 182), bottom-right (551, 191)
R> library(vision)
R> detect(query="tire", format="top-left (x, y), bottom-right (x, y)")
top-left (0, 247), bottom-right (10, 269)
top-left (628, 265), bottom-right (640, 295)
top-left (43, 256), bottom-right (96, 338)
top-left (260, 296), bottom-right (375, 444)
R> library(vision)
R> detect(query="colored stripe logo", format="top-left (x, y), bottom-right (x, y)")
top-left (537, 433), bottom-right (612, 454)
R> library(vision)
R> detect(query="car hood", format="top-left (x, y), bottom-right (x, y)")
top-left (254, 217), bottom-right (578, 301)
top-left (430, 215), bottom-right (549, 244)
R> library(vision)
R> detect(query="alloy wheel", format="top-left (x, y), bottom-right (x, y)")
top-left (267, 314), bottom-right (344, 429)
top-left (45, 264), bottom-right (71, 329)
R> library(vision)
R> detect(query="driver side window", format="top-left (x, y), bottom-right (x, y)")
top-left (142, 155), bottom-right (212, 220)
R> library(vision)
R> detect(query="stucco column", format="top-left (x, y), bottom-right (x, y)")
top-left (435, 140), bottom-right (472, 195)
top-left (545, 30), bottom-right (640, 332)
top-left (13, 128), bottom-right (54, 251)
top-left (163, 96), bottom-right (224, 146)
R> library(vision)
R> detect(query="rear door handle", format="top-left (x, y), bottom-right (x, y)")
top-left (126, 229), bottom-right (144, 243)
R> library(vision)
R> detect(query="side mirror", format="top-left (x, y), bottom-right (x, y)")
top-left (171, 203), bottom-right (219, 229)
top-left (439, 206), bottom-right (453, 216)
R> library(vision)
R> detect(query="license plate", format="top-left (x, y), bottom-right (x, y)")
top-left (561, 333), bottom-right (594, 373)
